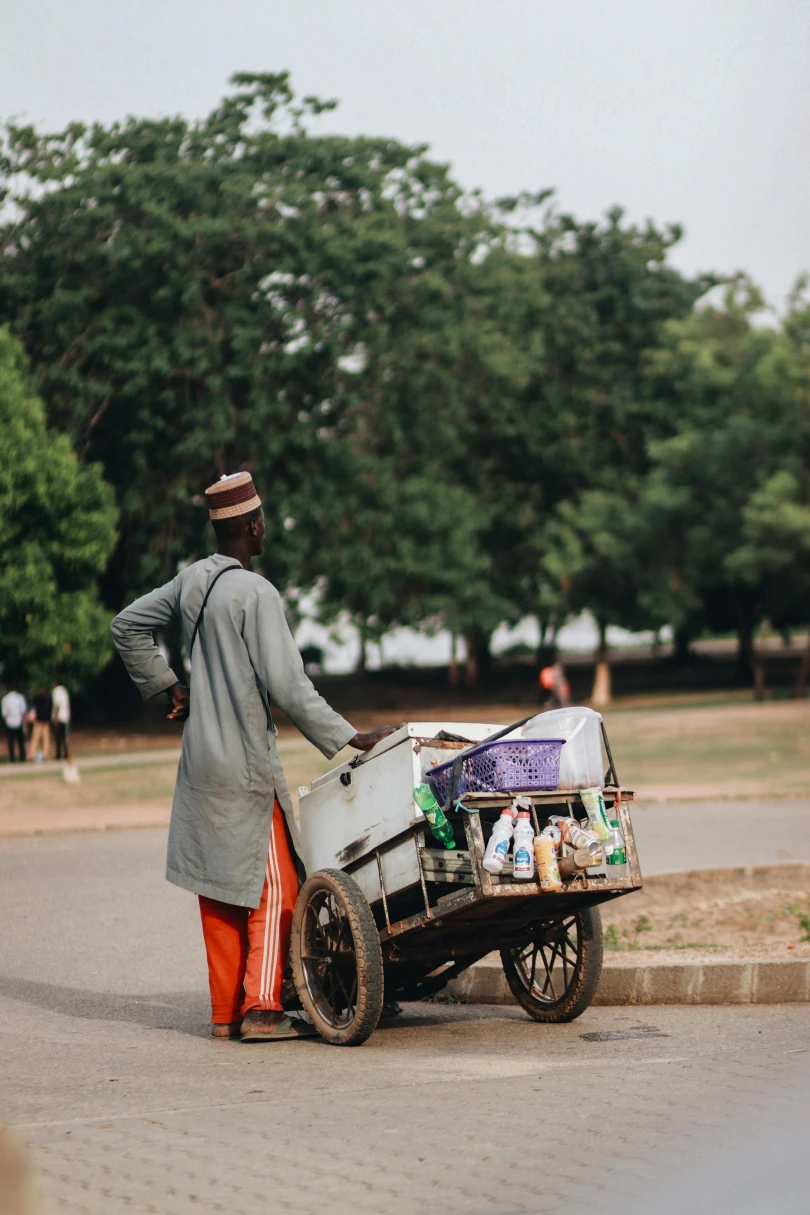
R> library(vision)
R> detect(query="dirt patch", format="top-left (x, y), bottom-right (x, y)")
top-left (603, 864), bottom-right (810, 961)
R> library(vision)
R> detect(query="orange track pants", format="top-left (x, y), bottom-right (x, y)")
top-left (198, 799), bottom-right (299, 1023)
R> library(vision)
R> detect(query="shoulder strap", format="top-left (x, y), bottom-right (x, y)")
top-left (189, 564), bottom-right (242, 657)
top-left (187, 561), bottom-right (276, 734)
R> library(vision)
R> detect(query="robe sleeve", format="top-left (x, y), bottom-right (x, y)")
top-left (242, 581), bottom-right (356, 759)
top-left (110, 578), bottom-right (181, 700)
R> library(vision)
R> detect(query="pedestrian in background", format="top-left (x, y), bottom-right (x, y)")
top-left (51, 682), bottom-right (71, 761)
top-left (28, 688), bottom-right (52, 763)
top-left (538, 652), bottom-right (571, 709)
top-left (1, 689), bottom-right (28, 763)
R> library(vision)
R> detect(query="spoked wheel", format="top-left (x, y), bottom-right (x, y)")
top-left (290, 869), bottom-right (384, 1046)
top-left (500, 906), bottom-right (603, 1022)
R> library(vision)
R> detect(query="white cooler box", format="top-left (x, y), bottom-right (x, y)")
top-left (297, 721), bottom-right (505, 906)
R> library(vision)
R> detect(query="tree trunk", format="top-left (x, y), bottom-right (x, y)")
top-left (736, 612), bottom-right (765, 700)
top-left (591, 621), bottom-right (611, 708)
top-left (449, 633), bottom-right (460, 686)
top-left (355, 625), bottom-right (368, 674)
top-left (795, 632), bottom-right (810, 699)
top-left (672, 626), bottom-right (692, 665)
top-left (464, 630), bottom-right (491, 689)
top-left (536, 613), bottom-right (559, 667)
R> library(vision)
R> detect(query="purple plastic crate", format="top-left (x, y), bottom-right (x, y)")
top-left (429, 739), bottom-right (565, 802)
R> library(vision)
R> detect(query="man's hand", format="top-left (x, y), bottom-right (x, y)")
top-left (166, 682), bottom-right (191, 721)
top-left (349, 724), bottom-right (402, 752)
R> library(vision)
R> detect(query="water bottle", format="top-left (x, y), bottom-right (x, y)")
top-left (512, 811), bottom-right (536, 880)
top-left (413, 783), bottom-right (456, 850)
top-left (482, 807), bottom-right (517, 873)
top-left (606, 818), bottom-right (627, 868)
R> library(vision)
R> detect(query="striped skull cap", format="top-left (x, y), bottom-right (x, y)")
top-left (204, 472), bottom-right (262, 520)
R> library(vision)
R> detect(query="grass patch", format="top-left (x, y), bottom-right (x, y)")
top-left (0, 738), bottom-right (343, 819)
top-left (602, 700), bottom-right (810, 793)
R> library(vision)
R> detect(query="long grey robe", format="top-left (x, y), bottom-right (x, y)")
top-left (111, 553), bottom-right (356, 907)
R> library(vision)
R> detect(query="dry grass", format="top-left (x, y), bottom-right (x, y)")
top-left (3, 698), bottom-right (809, 826)
top-left (602, 864), bottom-right (810, 959)
top-left (0, 737), bottom-right (338, 824)
top-left (601, 699), bottom-right (810, 798)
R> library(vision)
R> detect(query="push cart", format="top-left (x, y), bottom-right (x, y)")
top-left (290, 720), bottom-right (642, 1046)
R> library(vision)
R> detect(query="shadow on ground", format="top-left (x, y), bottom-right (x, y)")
top-left (0, 975), bottom-right (209, 1037)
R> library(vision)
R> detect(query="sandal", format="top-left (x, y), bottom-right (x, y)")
top-left (240, 1010), bottom-right (318, 1042)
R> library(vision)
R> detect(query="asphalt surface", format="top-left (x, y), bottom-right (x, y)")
top-left (1, 828), bottom-right (809, 1214)
top-left (630, 796), bottom-right (810, 873)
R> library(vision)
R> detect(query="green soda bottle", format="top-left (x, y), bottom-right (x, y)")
top-left (606, 819), bottom-right (627, 865)
top-left (413, 783), bottom-right (456, 850)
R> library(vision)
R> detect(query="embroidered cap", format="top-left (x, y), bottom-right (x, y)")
top-left (205, 472), bottom-right (262, 521)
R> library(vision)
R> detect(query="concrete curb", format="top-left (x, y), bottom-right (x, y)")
top-left (447, 958), bottom-right (810, 1006)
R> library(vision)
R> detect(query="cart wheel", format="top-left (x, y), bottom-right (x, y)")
top-left (290, 868), bottom-right (384, 1046)
top-left (500, 906), bottom-right (603, 1023)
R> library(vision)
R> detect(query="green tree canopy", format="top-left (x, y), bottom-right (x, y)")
top-left (0, 73), bottom-right (496, 620)
top-left (0, 327), bottom-right (117, 687)
top-left (631, 279), bottom-right (810, 687)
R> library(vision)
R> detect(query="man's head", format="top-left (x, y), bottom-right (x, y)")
top-left (205, 472), bottom-right (265, 557)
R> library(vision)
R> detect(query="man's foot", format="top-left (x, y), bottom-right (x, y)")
top-left (211, 1021), bottom-right (242, 1039)
top-left (240, 1010), bottom-right (318, 1042)
top-left (380, 1000), bottom-right (403, 1019)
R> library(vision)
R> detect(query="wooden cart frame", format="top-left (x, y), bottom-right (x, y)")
top-left (289, 729), bottom-right (643, 1045)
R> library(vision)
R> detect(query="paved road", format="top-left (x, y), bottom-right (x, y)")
top-left (631, 797), bottom-right (810, 873)
top-left (1, 830), bottom-right (809, 1214)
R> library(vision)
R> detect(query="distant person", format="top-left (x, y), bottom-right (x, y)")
top-left (28, 688), bottom-right (52, 763)
top-left (539, 656), bottom-right (571, 709)
top-left (51, 682), bottom-right (71, 761)
top-left (111, 471), bottom-right (396, 1042)
top-left (1, 689), bottom-right (28, 763)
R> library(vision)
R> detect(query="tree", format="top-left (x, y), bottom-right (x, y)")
top-left (634, 278), bottom-right (810, 695)
top-left (0, 328), bottom-right (117, 687)
top-left (467, 205), bottom-right (712, 696)
top-left (0, 74), bottom-right (491, 612)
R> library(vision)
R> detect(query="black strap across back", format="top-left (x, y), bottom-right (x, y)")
top-left (187, 562), bottom-right (275, 733)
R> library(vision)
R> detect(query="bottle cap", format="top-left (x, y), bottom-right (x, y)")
top-left (517, 810), bottom-right (532, 819)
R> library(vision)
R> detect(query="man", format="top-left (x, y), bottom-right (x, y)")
top-left (28, 689), bottom-right (52, 763)
top-left (1, 689), bottom-right (27, 763)
top-left (111, 472), bottom-right (394, 1042)
top-left (51, 682), bottom-right (71, 761)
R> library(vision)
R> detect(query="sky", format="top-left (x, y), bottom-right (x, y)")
top-left (3, 0), bottom-right (809, 311)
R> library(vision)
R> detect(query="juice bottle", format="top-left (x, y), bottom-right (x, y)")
top-left (534, 834), bottom-right (562, 890)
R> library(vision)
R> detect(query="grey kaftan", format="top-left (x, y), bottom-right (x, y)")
top-left (111, 554), bottom-right (356, 907)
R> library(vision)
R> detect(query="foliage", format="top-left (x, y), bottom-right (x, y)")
top-left (463, 206), bottom-right (713, 641)
top-left (0, 328), bottom-right (117, 687)
top-left (633, 279), bottom-right (810, 671)
top-left (1, 73), bottom-right (809, 697)
top-left (0, 73), bottom-right (496, 628)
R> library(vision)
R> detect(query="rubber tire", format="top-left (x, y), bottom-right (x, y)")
top-left (500, 906), bottom-right (603, 1023)
top-left (291, 868), bottom-right (384, 1046)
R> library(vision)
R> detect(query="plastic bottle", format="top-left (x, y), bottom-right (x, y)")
top-left (413, 783), bottom-right (456, 850)
top-left (482, 807), bottom-right (517, 874)
top-left (534, 834), bottom-right (563, 890)
top-left (580, 787), bottom-right (613, 842)
top-left (512, 811), bottom-right (536, 880)
top-left (606, 818), bottom-right (627, 868)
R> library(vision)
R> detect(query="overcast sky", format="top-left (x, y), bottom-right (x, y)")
top-left (4, 0), bottom-right (808, 309)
